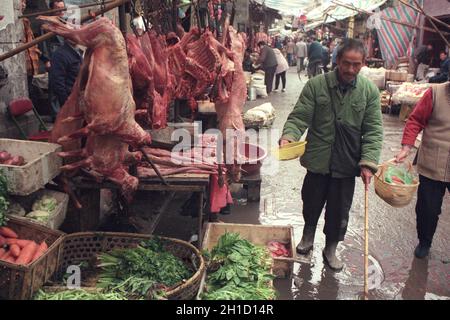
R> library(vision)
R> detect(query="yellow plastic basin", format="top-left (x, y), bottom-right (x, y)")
top-left (275, 141), bottom-right (307, 161)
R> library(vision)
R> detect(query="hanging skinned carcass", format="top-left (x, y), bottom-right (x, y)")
top-left (162, 21), bottom-right (247, 181)
top-left (214, 24), bottom-right (247, 182)
top-left (127, 30), bottom-right (174, 129)
top-left (38, 16), bottom-right (151, 200)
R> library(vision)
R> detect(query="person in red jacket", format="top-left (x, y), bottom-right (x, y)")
top-left (395, 82), bottom-right (450, 259)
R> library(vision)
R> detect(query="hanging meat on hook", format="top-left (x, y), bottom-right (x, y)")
top-left (127, 30), bottom-right (174, 129)
top-left (38, 16), bottom-right (151, 200)
top-left (214, 23), bottom-right (247, 182)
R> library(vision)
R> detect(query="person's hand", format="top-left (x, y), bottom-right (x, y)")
top-left (395, 145), bottom-right (412, 163)
top-left (45, 61), bottom-right (51, 71)
top-left (279, 139), bottom-right (291, 147)
top-left (361, 167), bottom-right (373, 191)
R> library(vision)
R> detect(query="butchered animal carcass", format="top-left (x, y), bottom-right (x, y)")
top-left (39, 16), bottom-right (151, 200)
top-left (127, 31), bottom-right (173, 129)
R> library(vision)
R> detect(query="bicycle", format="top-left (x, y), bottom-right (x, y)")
top-left (307, 61), bottom-right (324, 79)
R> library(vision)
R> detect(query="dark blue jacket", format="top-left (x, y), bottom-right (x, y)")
top-left (308, 41), bottom-right (323, 63)
top-left (440, 57), bottom-right (449, 77)
top-left (49, 42), bottom-right (83, 106)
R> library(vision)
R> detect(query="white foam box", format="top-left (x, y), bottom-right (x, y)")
top-left (0, 139), bottom-right (62, 195)
top-left (8, 189), bottom-right (69, 230)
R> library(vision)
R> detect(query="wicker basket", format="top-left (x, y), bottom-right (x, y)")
top-left (374, 160), bottom-right (419, 208)
top-left (0, 217), bottom-right (65, 300)
top-left (55, 232), bottom-right (205, 300)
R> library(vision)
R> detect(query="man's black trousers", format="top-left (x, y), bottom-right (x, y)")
top-left (416, 175), bottom-right (450, 247)
top-left (264, 65), bottom-right (277, 94)
top-left (301, 171), bottom-right (356, 242)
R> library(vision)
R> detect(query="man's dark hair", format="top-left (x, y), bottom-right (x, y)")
top-left (439, 50), bottom-right (447, 55)
top-left (336, 38), bottom-right (366, 60)
top-left (257, 41), bottom-right (266, 47)
top-left (50, 0), bottom-right (64, 9)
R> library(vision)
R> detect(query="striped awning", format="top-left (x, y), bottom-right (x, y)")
top-left (376, 5), bottom-right (420, 65)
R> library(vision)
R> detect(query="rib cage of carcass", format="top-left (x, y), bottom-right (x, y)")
top-left (38, 16), bottom-right (151, 200)
top-left (127, 23), bottom-right (247, 181)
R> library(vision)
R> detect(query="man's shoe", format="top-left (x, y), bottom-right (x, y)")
top-left (322, 240), bottom-right (344, 271)
top-left (322, 250), bottom-right (344, 271)
top-left (414, 243), bottom-right (430, 259)
top-left (296, 226), bottom-right (316, 255)
top-left (273, 89), bottom-right (279, 92)
top-left (282, 88), bottom-right (286, 92)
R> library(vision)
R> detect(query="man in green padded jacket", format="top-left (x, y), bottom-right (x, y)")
top-left (280, 39), bottom-right (383, 271)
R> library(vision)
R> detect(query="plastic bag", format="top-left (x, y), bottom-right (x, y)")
top-left (384, 163), bottom-right (414, 185)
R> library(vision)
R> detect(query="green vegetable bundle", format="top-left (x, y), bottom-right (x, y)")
top-left (96, 238), bottom-right (192, 299)
top-left (384, 164), bottom-right (414, 185)
top-left (34, 288), bottom-right (129, 300)
top-left (202, 232), bottom-right (276, 300)
top-left (32, 195), bottom-right (57, 213)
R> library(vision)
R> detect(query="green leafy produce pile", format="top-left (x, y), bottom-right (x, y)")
top-left (25, 195), bottom-right (58, 224)
top-left (34, 288), bottom-right (129, 300)
top-left (202, 232), bottom-right (276, 300)
top-left (96, 238), bottom-right (193, 299)
top-left (0, 170), bottom-right (9, 226)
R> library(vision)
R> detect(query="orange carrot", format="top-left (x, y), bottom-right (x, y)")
top-left (0, 248), bottom-right (6, 258)
top-left (0, 227), bottom-right (18, 239)
top-left (0, 235), bottom-right (6, 246)
top-left (16, 241), bottom-right (38, 265)
top-left (31, 241), bottom-right (48, 263)
top-left (6, 238), bottom-right (32, 248)
top-left (10, 244), bottom-right (21, 258)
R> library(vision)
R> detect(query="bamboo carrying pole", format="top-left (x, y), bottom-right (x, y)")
top-left (18, 0), bottom-right (116, 19)
top-left (0, 0), bottom-right (131, 63)
top-left (364, 186), bottom-right (369, 300)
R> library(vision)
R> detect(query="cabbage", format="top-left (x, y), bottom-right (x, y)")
top-left (32, 195), bottom-right (57, 213)
top-left (26, 210), bottom-right (50, 223)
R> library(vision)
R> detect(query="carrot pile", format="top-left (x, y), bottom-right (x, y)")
top-left (0, 226), bottom-right (48, 265)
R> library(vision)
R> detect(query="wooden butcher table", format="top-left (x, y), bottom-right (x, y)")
top-left (63, 173), bottom-right (211, 247)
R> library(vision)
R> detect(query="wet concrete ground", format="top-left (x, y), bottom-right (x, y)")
top-left (153, 67), bottom-right (449, 300)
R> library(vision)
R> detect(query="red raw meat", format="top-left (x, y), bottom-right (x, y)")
top-left (214, 25), bottom-right (246, 181)
top-left (39, 16), bottom-right (151, 199)
top-left (127, 31), bottom-right (172, 129)
top-left (267, 241), bottom-right (290, 257)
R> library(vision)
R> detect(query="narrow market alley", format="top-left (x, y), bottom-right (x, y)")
top-left (154, 67), bottom-right (450, 300)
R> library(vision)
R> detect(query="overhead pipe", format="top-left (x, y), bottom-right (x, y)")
top-left (0, 0), bottom-right (131, 63)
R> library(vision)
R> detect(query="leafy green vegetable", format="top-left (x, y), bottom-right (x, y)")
top-left (32, 195), bottom-right (57, 213)
top-left (202, 232), bottom-right (277, 300)
top-left (96, 238), bottom-right (192, 299)
top-left (26, 210), bottom-right (50, 223)
top-left (33, 288), bottom-right (129, 300)
top-left (0, 170), bottom-right (9, 226)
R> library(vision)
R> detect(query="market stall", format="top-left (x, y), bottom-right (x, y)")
top-left (391, 82), bottom-right (431, 120)
top-left (0, 0), bottom-right (280, 301)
